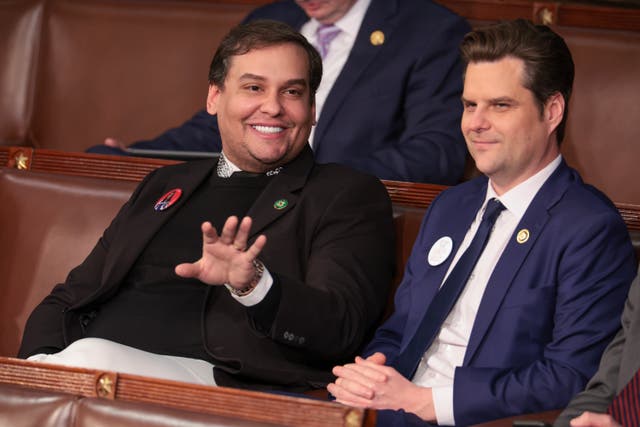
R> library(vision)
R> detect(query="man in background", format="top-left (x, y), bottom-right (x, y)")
top-left (89, 0), bottom-right (470, 184)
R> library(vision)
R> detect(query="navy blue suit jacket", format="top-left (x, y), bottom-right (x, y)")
top-left (366, 161), bottom-right (637, 425)
top-left (89, 0), bottom-right (470, 184)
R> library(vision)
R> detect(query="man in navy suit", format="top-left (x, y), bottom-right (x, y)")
top-left (89, 0), bottom-right (470, 184)
top-left (328, 20), bottom-right (637, 425)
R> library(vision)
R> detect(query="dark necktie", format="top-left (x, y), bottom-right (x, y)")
top-left (607, 368), bottom-right (640, 426)
top-left (316, 24), bottom-right (341, 59)
top-left (395, 198), bottom-right (506, 379)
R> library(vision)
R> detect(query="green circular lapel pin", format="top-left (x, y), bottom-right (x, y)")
top-left (273, 199), bottom-right (288, 210)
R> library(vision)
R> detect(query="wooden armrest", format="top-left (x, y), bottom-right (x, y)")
top-left (0, 356), bottom-right (374, 427)
top-left (471, 409), bottom-right (561, 427)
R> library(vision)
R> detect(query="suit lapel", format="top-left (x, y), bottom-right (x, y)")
top-left (245, 146), bottom-right (313, 240)
top-left (99, 162), bottom-right (217, 293)
top-left (313, 0), bottom-right (399, 149)
top-left (464, 162), bottom-right (574, 364)
top-left (289, 6), bottom-right (309, 29)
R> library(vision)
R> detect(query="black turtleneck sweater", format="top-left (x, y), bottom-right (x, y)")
top-left (84, 172), bottom-right (272, 359)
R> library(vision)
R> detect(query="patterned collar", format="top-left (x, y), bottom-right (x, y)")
top-left (216, 152), bottom-right (282, 178)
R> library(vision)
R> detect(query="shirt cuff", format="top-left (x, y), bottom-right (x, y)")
top-left (432, 385), bottom-right (455, 426)
top-left (225, 267), bottom-right (273, 307)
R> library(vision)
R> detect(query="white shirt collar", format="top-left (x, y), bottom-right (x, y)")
top-left (217, 151), bottom-right (242, 177)
top-left (486, 155), bottom-right (562, 220)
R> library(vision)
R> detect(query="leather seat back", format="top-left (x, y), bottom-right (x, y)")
top-left (558, 26), bottom-right (640, 203)
top-left (30, 0), bottom-right (253, 152)
top-left (0, 168), bottom-right (136, 356)
top-left (0, 0), bottom-right (44, 147)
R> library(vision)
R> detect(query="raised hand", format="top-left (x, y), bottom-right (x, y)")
top-left (175, 216), bottom-right (267, 292)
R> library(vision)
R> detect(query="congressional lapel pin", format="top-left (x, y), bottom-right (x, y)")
top-left (154, 189), bottom-right (182, 212)
top-left (273, 198), bottom-right (288, 210)
top-left (427, 236), bottom-right (453, 266)
top-left (370, 30), bottom-right (385, 46)
top-left (516, 228), bottom-right (530, 244)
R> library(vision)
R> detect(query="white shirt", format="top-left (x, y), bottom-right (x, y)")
top-left (412, 155), bottom-right (563, 425)
top-left (300, 0), bottom-right (371, 147)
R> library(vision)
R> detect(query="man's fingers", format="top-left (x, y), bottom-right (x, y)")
top-left (104, 137), bottom-right (125, 148)
top-left (327, 382), bottom-right (374, 406)
top-left (334, 362), bottom-right (387, 384)
top-left (201, 222), bottom-right (219, 245)
top-left (175, 261), bottom-right (200, 278)
top-left (219, 216), bottom-right (239, 245)
top-left (570, 412), bottom-right (620, 427)
top-left (332, 365), bottom-right (384, 394)
top-left (232, 216), bottom-right (253, 250)
top-left (246, 235), bottom-right (267, 259)
top-left (361, 352), bottom-right (386, 365)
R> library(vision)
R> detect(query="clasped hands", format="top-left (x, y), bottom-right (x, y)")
top-left (175, 216), bottom-right (266, 292)
top-left (328, 352), bottom-right (436, 422)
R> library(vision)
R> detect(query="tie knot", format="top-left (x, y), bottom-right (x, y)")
top-left (316, 24), bottom-right (341, 58)
top-left (482, 198), bottom-right (505, 224)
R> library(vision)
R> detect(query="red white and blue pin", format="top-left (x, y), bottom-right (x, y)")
top-left (154, 189), bottom-right (182, 211)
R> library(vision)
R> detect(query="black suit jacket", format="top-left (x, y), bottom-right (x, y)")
top-left (19, 147), bottom-right (395, 391)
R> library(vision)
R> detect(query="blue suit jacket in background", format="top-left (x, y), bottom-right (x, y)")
top-left (366, 161), bottom-right (637, 425)
top-left (89, 0), bottom-right (470, 184)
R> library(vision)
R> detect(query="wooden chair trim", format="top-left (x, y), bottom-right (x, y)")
top-left (420, 0), bottom-right (640, 31)
top-left (470, 409), bottom-right (561, 426)
top-left (2, 146), bottom-right (640, 231)
top-left (0, 356), bottom-right (373, 427)
top-left (4, 146), bottom-right (178, 181)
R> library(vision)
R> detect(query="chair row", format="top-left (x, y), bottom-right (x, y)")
top-left (0, 356), bottom-right (560, 427)
top-left (1, 0), bottom-right (640, 203)
top-left (0, 357), bottom-right (371, 427)
top-left (2, 146), bottom-right (640, 359)
top-left (0, 148), bottom-right (571, 426)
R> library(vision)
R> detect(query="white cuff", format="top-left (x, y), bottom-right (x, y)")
top-left (226, 267), bottom-right (273, 307)
top-left (432, 385), bottom-right (455, 426)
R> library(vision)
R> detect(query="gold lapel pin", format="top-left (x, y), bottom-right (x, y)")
top-left (516, 229), bottom-right (530, 244)
top-left (370, 30), bottom-right (385, 46)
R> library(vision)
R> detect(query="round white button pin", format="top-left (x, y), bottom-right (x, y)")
top-left (427, 236), bottom-right (453, 266)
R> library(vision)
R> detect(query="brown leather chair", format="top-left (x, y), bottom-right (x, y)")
top-left (0, 0), bottom-right (43, 147)
top-left (0, 383), bottom-right (78, 427)
top-left (0, 168), bottom-right (136, 357)
top-left (31, 0), bottom-right (253, 152)
top-left (558, 25), bottom-right (640, 204)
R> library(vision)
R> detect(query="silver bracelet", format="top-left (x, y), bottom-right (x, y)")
top-left (228, 259), bottom-right (264, 296)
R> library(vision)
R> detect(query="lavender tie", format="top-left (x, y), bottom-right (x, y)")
top-left (316, 24), bottom-right (341, 59)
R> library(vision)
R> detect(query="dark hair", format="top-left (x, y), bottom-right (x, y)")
top-left (208, 20), bottom-right (322, 103)
top-left (460, 19), bottom-right (574, 143)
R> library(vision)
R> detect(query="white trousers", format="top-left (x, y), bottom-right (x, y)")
top-left (28, 338), bottom-right (217, 386)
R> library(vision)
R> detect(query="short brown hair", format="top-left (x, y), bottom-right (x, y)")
top-left (208, 20), bottom-right (323, 104)
top-left (460, 19), bottom-right (574, 143)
